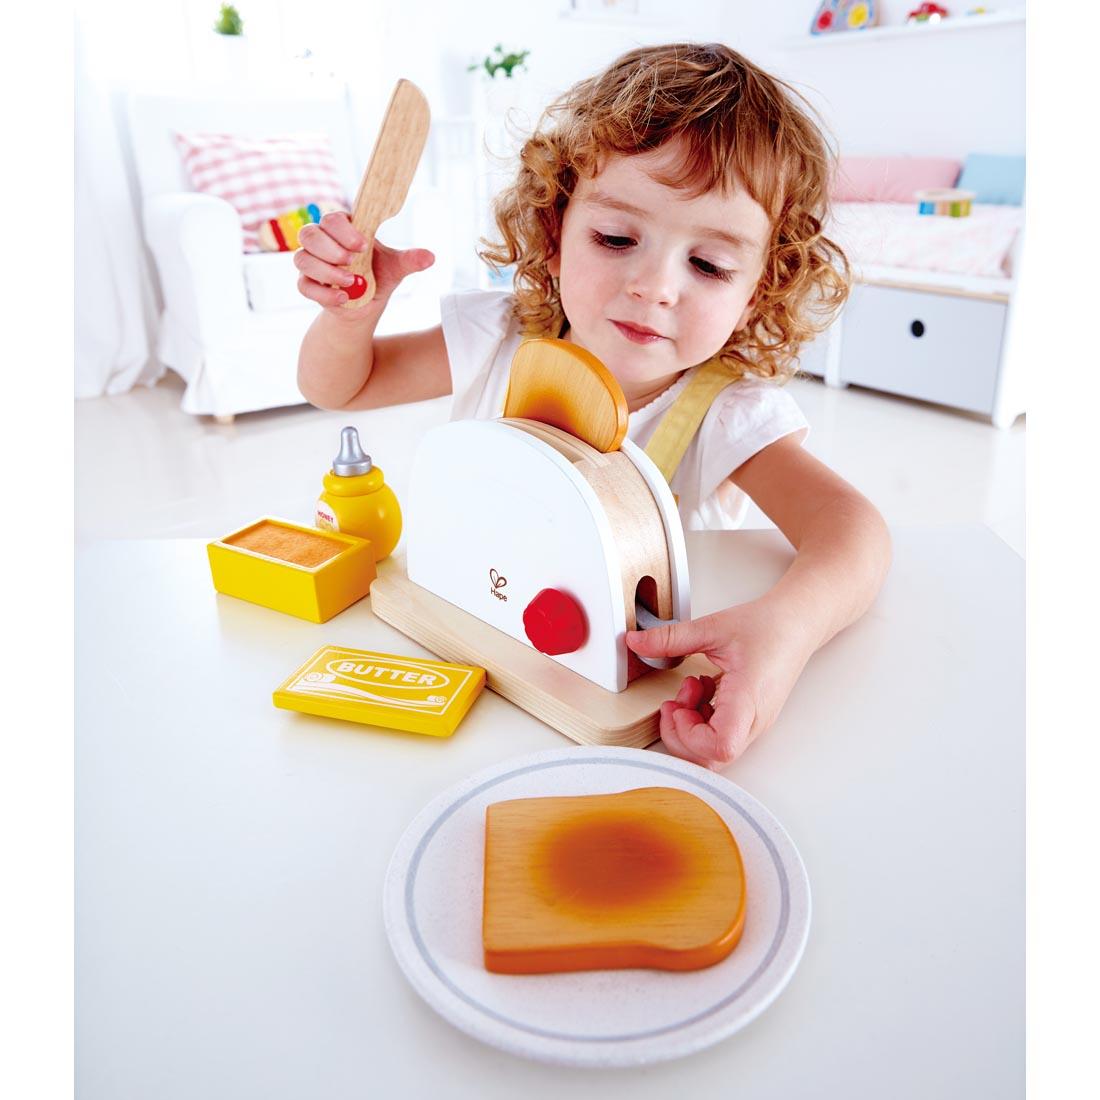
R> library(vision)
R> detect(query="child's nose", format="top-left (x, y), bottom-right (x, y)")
top-left (626, 258), bottom-right (678, 307)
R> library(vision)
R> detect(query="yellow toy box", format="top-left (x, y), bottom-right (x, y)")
top-left (208, 517), bottom-right (375, 623)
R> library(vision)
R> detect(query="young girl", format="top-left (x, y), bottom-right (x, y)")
top-left (296, 42), bottom-right (891, 770)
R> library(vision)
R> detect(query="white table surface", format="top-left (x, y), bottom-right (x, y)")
top-left (76, 525), bottom-right (1023, 1099)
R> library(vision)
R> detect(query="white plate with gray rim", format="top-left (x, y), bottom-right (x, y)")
top-left (382, 746), bottom-right (811, 1067)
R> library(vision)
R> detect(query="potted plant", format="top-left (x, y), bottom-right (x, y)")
top-left (467, 44), bottom-right (530, 80)
top-left (210, 4), bottom-right (248, 83)
top-left (213, 4), bottom-right (244, 35)
top-left (468, 43), bottom-right (531, 120)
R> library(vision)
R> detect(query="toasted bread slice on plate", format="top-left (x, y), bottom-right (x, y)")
top-left (483, 786), bottom-right (746, 974)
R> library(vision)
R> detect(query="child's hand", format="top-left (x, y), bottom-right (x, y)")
top-left (295, 211), bottom-right (434, 316)
top-left (626, 599), bottom-right (814, 770)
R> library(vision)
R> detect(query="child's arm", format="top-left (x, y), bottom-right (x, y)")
top-left (296, 212), bottom-right (452, 411)
top-left (626, 435), bottom-right (892, 770)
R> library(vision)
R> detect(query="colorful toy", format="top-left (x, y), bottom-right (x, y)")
top-left (315, 426), bottom-right (403, 560)
top-left (482, 787), bottom-right (746, 974)
top-left (273, 644), bottom-right (484, 737)
top-left (402, 338), bottom-right (688, 694)
top-left (810, 0), bottom-right (878, 34)
top-left (908, 2), bottom-right (949, 23)
top-left (208, 517), bottom-right (375, 622)
top-left (369, 338), bottom-right (720, 747)
top-left (342, 79), bottom-right (431, 307)
top-left (915, 187), bottom-right (976, 217)
top-left (257, 202), bottom-right (340, 252)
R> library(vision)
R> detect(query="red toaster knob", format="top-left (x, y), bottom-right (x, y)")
top-left (523, 588), bottom-right (588, 655)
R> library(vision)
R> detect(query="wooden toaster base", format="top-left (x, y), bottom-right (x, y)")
top-left (369, 557), bottom-right (717, 748)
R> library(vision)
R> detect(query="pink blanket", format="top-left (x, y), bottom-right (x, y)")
top-left (828, 202), bottom-right (1024, 278)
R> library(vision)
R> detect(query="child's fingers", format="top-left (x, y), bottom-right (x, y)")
top-left (659, 681), bottom-right (753, 770)
top-left (670, 706), bottom-right (731, 768)
top-left (316, 210), bottom-right (368, 252)
top-left (671, 674), bottom-right (718, 711)
top-left (294, 248), bottom-right (356, 290)
top-left (674, 676), bottom-right (705, 708)
top-left (298, 219), bottom-right (362, 266)
top-left (658, 702), bottom-right (717, 770)
top-left (691, 681), bottom-right (756, 765)
top-left (296, 275), bottom-right (349, 310)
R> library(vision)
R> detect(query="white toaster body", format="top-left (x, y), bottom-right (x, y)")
top-left (405, 419), bottom-right (689, 693)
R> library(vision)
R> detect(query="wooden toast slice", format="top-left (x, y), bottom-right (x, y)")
top-left (482, 787), bottom-right (746, 974)
top-left (503, 338), bottom-right (630, 453)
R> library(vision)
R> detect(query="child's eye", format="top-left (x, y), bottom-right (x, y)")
top-left (591, 231), bottom-right (635, 250)
top-left (590, 230), bottom-right (735, 283)
top-left (691, 257), bottom-right (735, 282)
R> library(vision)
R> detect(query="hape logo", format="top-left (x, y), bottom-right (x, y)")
top-left (489, 568), bottom-right (508, 601)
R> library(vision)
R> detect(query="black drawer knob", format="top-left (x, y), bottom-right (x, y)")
top-left (910, 320), bottom-right (926, 338)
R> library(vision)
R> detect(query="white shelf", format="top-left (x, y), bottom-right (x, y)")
top-left (558, 12), bottom-right (674, 28)
top-left (782, 8), bottom-right (1025, 49)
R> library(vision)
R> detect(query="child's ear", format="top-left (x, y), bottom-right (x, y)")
top-left (547, 252), bottom-right (561, 278)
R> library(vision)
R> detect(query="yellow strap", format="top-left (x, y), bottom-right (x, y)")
top-left (642, 359), bottom-right (736, 484)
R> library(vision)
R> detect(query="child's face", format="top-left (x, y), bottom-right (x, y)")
top-left (547, 140), bottom-right (771, 409)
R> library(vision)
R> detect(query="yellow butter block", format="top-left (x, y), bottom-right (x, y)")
top-left (273, 645), bottom-right (485, 737)
top-left (208, 517), bottom-right (375, 623)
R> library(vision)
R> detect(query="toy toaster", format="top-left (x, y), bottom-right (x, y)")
top-left (403, 338), bottom-right (690, 693)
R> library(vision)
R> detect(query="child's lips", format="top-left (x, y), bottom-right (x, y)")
top-left (611, 320), bottom-right (666, 345)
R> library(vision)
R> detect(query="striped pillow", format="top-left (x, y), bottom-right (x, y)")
top-left (174, 131), bottom-right (348, 252)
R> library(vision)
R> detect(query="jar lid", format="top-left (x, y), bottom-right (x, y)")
top-left (332, 426), bottom-right (373, 476)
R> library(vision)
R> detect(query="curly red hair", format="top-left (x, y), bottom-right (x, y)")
top-left (479, 42), bottom-right (850, 382)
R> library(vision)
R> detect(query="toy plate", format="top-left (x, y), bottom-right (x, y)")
top-left (382, 747), bottom-right (811, 1067)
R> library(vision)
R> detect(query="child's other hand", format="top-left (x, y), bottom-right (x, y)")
top-left (295, 210), bottom-right (434, 316)
top-left (626, 599), bottom-right (814, 770)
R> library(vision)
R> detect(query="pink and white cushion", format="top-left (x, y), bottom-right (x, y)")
top-left (832, 156), bottom-right (962, 204)
top-left (174, 131), bottom-right (348, 251)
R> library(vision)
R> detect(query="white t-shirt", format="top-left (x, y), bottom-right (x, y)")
top-left (440, 289), bottom-right (809, 530)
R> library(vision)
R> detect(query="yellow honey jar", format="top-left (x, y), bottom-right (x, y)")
top-left (315, 426), bottom-right (402, 560)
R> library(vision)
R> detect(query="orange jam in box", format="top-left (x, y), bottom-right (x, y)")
top-left (208, 517), bottom-right (375, 623)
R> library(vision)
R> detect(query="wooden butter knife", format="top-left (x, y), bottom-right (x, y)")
top-left (343, 79), bottom-right (431, 309)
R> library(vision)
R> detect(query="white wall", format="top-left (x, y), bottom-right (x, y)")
top-left (715, 0), bottom-right (1026, 160)
top-left (77, 0), bottom-right (1025, 340)
top-left (78, 0), bottom-right (731, 296)
top-left (326, 0), bottom-right (732, 288)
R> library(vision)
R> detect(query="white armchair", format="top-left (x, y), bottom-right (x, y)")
top-left (127, 80), bottom-right (449, 419)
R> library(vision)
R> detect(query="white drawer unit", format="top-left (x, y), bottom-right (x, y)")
top-left (796, 330), bottom-right (828, 378)
top-left (838, 284), bottom-right (1008, 415)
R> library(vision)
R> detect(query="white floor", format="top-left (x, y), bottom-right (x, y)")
top-left (76, 371), bottom-right (1025, 557)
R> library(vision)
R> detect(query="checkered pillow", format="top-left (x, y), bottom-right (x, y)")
top-left (175, 131), bottom-right (348, 252)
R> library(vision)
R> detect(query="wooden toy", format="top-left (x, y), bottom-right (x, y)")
top-left (273, 644), bottom-right (484, 737)
top-left (482, 786), bottom-right (746, 974)
top-left (915, 187), bottom-right (976, 217)
top-left (208, 517), bottom-right (375, 623)
top-left (315, 426), bottom-right (403, 559)
top-left (907, 2), bottom-right (948, 23)
top-left (503, 337), bottom-right (628, 452)
top-left (810, 0), bottom-right (878, 34)
top-left (342, 78), bottom-right (430, 308)
top-left (402, 417), bottom-right (687, 692)
top-left (370, 338), bottom-right (721, 747)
